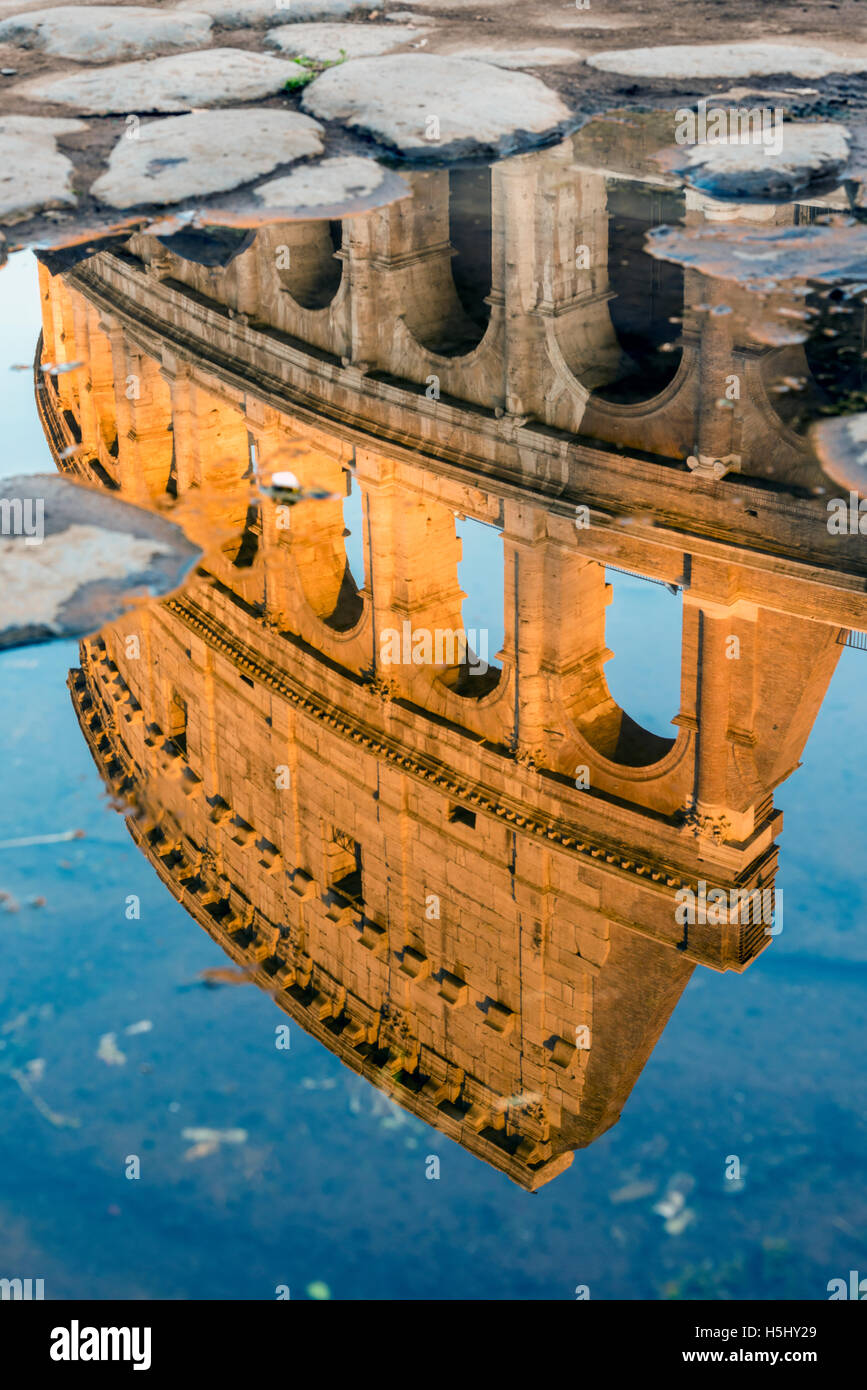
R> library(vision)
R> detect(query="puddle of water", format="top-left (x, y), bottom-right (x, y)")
top-left (1, 117), bottom-right (866, 1302)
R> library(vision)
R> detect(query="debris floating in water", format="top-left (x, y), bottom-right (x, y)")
top-left (182, 1126), bottom-right (247, 1144)
top-left (124, 1020), bottom-right (153, 1036)
top-left (306, 1281), bottom-right (331, 1301)
top-left (0, 829), bottom-right (85, 850)
top-left (11, 1065), bottom-right (81, 1129)
top-left (182, 1126), bottom-right (248, 1160)
top-left (195, 965), bottom-right (254, 987)
top-left (96, 1033), bottom-right (127, 1067)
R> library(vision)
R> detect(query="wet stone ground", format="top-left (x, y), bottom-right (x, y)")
top-left (0, 0), bottom-right (864, 245)
top-left (0, 0), bottom-right (866, 1308)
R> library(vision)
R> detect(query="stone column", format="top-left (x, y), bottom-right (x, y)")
top-left (362, 457), bottom-right (465, 695)
top-left (694, 277), bottom-right (739, 474)
top-left (694, 603), bottom-right (732, 819)
top-left (107, 329), bottom-right (165, 506)
top-left (502, 501), bottom-right (613, 766)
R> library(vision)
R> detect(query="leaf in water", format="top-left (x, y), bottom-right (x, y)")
top-left (196, 966), bottom-right (254, 987)
top-left (10, 1067), bottom-right (81, 1129)
top-left (306, 1281), bottom-right (331, 1301)
top-left (181, 1126), bottom-right (248, 1161)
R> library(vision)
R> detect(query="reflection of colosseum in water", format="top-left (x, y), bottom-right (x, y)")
top-left (38, 125), bottom-right (867, 1188)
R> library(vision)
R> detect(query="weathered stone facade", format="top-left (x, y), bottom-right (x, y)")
top-left (37, 143), bottom-right (866, 1187)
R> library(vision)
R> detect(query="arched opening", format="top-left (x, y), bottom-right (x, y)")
top-left (131, 356), bottom-right (175, 501)
top-left (400, 169), bottom-right (493, 359)
top-left (342, 468), bottom-right (365, 591)
top-left (602, 568), bottom-right (681, 758)
top-left (280, 452), bottom-right (363, 635)
top-left (439, 515), bottom-right (502, 697)
top-left (448, 167), bottom-right (492, 342)
top-left (326, 467), bottom-right (364, 632)
top-left (275, 220), bottom-right (344, 310)
top-left (215, 425), bottom-right (259, 568)
top-left (595, 181), bottom-right (685, 404)
top-left (230, 501), bottom-right (260, 570)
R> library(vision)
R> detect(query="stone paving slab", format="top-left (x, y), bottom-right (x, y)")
top-left (302, 52), bottom-right (572, 158)
top-left (254, 153), bottom-right (410, 216)
top-left (0, 6), bottom-right (212, 63)
top-left (266, 21), bottom-right (427, 62)
top-left (0, 474), bottom-right (201, 650)
top-left (433, 44), bottom-right (581, 69)
top-left (645, 219), bottom-right (867, 292)
top-left (670, 121), bottom-right (851, 200)
top-left (92, 107), bottom-right (324, 208)
top-left (175, 0), bottom-right (380, 24)
top-left (0, 112), bottom-right (84, 135)
top-left (811, 412), bottom-right (867, 497)
top-left (0, 0), bottom-right (864, 235)
top-left (386, 0), bottom-right (499, 8)
top-left (0, 113), bottom-right (86, 221)
top-left (16, 47), bottom-right (304, 112)
top-left (587, 41), bottom-right (867, 80)
top-left (0, 0), bottom-right (84, 10)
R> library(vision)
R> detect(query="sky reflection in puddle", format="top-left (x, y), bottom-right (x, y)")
top-left (1, 122), bottom-right (866, 1301)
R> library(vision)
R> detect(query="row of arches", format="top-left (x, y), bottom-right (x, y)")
top-left (37, 257), bottom-right (688, 757)
top-left (46, 259), bottom-right (859, 841)
top-left (305, 467), bottom-right (683, 743)
top-left (208, 172), bottom-right (865, 434)
top-left (104, 127), bottom-right (867, 499)
top-left (251, 169), bottom-right (688, 399)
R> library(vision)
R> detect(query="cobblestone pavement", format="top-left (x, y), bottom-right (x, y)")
top-left (0, 0), bottom-right (864, 247)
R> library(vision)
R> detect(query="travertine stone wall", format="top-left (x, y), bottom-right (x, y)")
top-left (37, 175), bottom-right (864, 1184)
top-left (107, 130), bottom-right (832, 491)
top-left (41, 267), bottom-right (859, 852)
